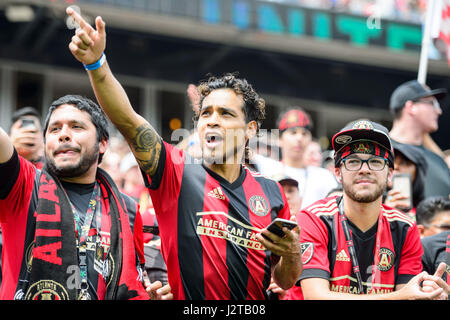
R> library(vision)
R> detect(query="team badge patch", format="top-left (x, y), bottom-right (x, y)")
top-left (335, 135), bottom-right (352, 145)
top-left (377, 248), bottom-right (395, 271)
top-left (352, 120), bottom-right (374, 130)
top-left (24, 280), bottom-right (69, 300)
top-left (248, 195), bottom-right (270, 217)
top-left (300, 242), bottom-right (314, 264)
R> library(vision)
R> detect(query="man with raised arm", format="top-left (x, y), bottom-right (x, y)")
top-left (66, 8), bottom-right (302, 300)
top-left (0, 95), bottom-right (170, 300)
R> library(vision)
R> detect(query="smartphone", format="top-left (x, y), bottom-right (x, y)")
top-left (263, 218), bottom-right (297, 240)
top-left (143, 225), bottom-right (159, 235)
top-left (391, 173), bottom-right (412, 210)
top-left (20, 118), bottom-right (36, 129)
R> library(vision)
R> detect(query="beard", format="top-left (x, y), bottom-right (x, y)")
top-left (45, 143), bottom-right (99, 178)
top-left (342, 174), bottom-right (388, 203)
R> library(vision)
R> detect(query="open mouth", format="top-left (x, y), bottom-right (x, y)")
top-left (205, 133), bottom-right (223, 146)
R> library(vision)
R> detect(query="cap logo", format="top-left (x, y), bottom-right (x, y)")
top-left (286, 113), bottom-right (298, 124)
top-left (353, 143), bottom-right (370, 154)
top-left (352, 120), bottom-right (373, 130)
top-left (335, 135), bottom-right (352, 145)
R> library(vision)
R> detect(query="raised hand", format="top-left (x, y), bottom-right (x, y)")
top-left (66, 7), bottom-right (106, 65)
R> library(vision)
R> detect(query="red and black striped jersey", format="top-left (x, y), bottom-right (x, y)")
top-left (286, 196), bottom-right (422, 299)
top-left (142, 142), bottom-right (290, 300)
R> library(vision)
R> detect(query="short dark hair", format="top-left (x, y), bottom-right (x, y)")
top-left (11, 106), bottom-right (41, 124)
top-left (195, 73), bottom-right (266, 133)
top-left (416, 197), bottom-right (450, 225)
top-left (43, 95), bottom-right (110, 163)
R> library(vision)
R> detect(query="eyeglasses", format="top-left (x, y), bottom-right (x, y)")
top-left (341, 157), bottom-right (387, 171)
top-left (415, 99), bottom-right (441, 111)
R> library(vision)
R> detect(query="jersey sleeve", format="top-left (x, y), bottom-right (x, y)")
top-left (0, 149), bottom-right (37, 223)
top-left (396, 223), bottom-right (423, 284)
top-left (297, 210), bottom-right (331, 281)
top-left (141, 141), bottom-right (185, 214)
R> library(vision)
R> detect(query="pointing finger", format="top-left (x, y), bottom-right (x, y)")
top-left (66, 7), bottom-right (94, 35)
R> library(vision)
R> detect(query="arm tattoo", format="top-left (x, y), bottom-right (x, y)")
top-left (131, 124), bottom-right (161, 176)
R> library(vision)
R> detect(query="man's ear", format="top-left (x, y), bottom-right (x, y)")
top-left (334, 166), bottom-right (342, 184)
top-left (417, 224), bottom-right (425, 238)
top-left (246, 120), bottom-right (257, 141)
top-left (99, 138), bottom-right (108, 159)
top-left (404, 100), bottom-right (417, 116)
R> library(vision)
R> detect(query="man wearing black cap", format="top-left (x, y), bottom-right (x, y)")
top-left (253, 108), bottom-right (338, 208)
top-left (389, 80), bottom-right (450, 199)
top-left (294, 119), bottom-right (448, 300)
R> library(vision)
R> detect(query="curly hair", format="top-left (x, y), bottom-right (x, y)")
top-left (195, 73), bottom-right (266, 133)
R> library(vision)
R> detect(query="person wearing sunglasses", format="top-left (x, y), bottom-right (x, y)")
top-left (389, 80), bottom-right (449, 199)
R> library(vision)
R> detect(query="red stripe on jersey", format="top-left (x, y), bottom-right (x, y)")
top-left (242, 175), bottom-right (273, 300)
top-left (201, 175), bottom-right (231, 300)
top-left (147, 143), bottom-right (186, 300)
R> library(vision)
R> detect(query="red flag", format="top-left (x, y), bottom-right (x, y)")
top-left (432, 0), bottom-right (450, 66)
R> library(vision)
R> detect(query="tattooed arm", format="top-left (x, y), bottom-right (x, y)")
top-left (66, 8), bottom-right (161, 176)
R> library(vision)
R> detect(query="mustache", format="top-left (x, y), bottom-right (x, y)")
top-left (53, 144), bottom-right (81, 155)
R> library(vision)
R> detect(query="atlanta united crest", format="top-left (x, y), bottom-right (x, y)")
top-left (352, 120), bottom-right (374, 130)
top-left (248, 195), bottom-right (270, 217)
top-left (24, 280), bottom-right (69, 300)
top-left (377, 248), bottom-right (395, 271)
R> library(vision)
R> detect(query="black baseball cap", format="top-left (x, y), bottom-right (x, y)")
top-left (389, 80), bottom-right (447, 112)
top-left (270, 173), bottom-right (299, 188)
top-left (332, 119), bottom-right (394, 167)
top-left (11, 106), bottom-right (41, 124)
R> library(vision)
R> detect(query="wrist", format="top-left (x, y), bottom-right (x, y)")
top-left (83, 53), bottom-right (106, 71)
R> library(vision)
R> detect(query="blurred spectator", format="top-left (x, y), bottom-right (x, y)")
top-left (303, 139), bottom-right (323, 167)
top-left (9, 106), bottom-right (44, 169)
top-left (416, 197), bottom-right (450, 238)
top-left (384, 141), bottom-right (427, 220)
top-left (267, 0), bottom-right (427, 22)
top-left (141, 197), bottom-right (168, 286)
top-left (275, 174), bottom-right (302, 216)
top-left (389, 80), bottom-right (449, 199)
top-left (120, 152), bottom-right (146, 200)
top-left (176, 130), bottom-right (202, 159)
top-left (99, 149), bottom-right (123, 188)
top-left (253, 108), bottom-right (338, 208)
top-left (118, 151), bottom-right (168, 285)
top-left (421, 231), bottom-right (449, 285)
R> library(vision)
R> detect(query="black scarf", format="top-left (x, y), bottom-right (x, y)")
top-left (14, 167), bottom-right (148, 300)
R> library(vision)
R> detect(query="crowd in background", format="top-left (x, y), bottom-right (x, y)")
top-left (267, 0), bottom-right (427, 22)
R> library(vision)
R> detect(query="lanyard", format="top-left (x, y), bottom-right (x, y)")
top-left (337, 198), bottom-right (384, 294)
top-left (71, 183), bottom-right (101, 300)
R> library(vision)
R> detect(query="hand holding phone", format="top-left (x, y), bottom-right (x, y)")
top-left (389, 173), bottom-right (412, 211)
top-left (262, 218), bottom-right (297, 241)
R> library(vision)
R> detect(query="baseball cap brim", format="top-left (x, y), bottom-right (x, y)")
top-left (414, 88), bottom-right (447, 101)
top-left (332, 128), bottom-right (392, 155)
top-left (278, 177), bottom-right (299, 187)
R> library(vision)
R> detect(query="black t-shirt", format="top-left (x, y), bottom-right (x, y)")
top-left (421, 231), bottom-right (449, 282)
top-left (348, 219), bottom-right (379, 279)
